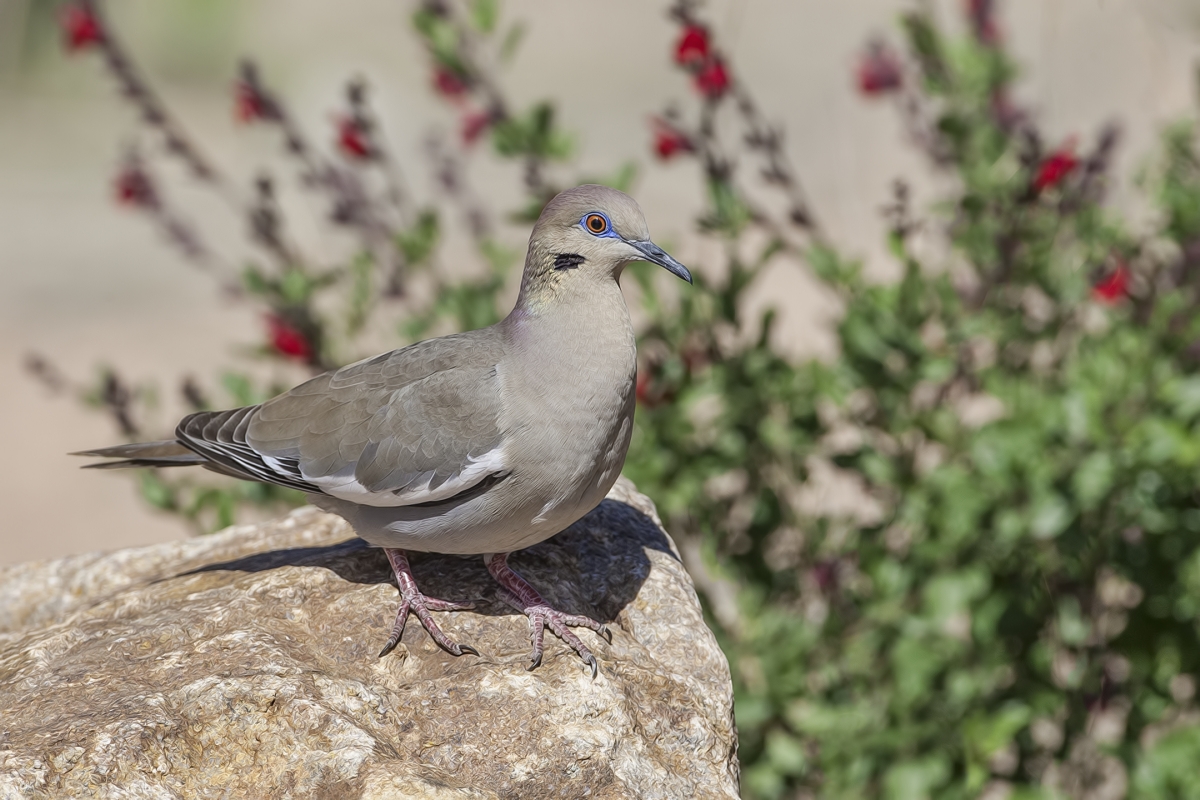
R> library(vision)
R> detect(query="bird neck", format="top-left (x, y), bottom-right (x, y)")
top-left (509, 270), bottom-right (629, 330)
top-left (514, 234), bottom-right (629, 308)
top-left (503, 272), bottom-right (635, 379)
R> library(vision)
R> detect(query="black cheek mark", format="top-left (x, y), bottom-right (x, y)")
top-left (554, 253), bottom-right (586, 271)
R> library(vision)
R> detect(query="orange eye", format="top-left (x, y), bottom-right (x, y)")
top-left (585, 213), bottom-right (609, 235)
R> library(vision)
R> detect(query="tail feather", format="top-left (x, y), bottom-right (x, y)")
top-left (82, 455), bottom-right (207, 469)
top-left (72, 440), bottom-right (204, 470)
top-left (73, 434), bottom-right (315, 492)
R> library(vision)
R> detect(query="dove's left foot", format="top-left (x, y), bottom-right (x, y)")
top-left (379, 548), bottom-right (478, 658)
top-left (485, 552), bottom-right (611, 677)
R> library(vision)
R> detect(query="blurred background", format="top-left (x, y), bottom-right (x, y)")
top-left (8, 2), bottom-right (1200, 798)
top-left (3, 0), bottom-right (1197, 564)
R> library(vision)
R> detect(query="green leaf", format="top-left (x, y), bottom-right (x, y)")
top-left (883, 756), bottom-right (950, 800)
top-left (1133, 724), bottom-right (1200, 799)
top-left (901, 12), bottom-right (950, 92)
top-left (242, 264), bottom-right (270, 296)
top-left (468, 0), bottom-right (497, 33)
top-left (279, 269), bottom-right (312, 304)
top-left (922, 568), bottom-right (990, 626)
top-left (1029, 493), bottom-right (1072, 540)
top-left (764, 729), bottom-right (809, 777)
top-left (499, 22), bottom-right (526, 63)
top-left (411, 10), bottom-right (464, 73)
top-left (1170, 375), bottom-right (1200, 419)
top-left (891, 636), bottom-right (944, 707)
top-left (784, 699), bottom-right (882, 738)
top-left (1056, 596), bottom-right (1090, 646)
top-left (808, 245), bottom-right (863, 289)
top-left (963, 703), bottom-right (1030, 791)
top-left (1071, 451), bottom-right (1114, 511)
top-left (579, 161), bottom-right (637, 194)
top-left (396, 209), bottom-right (441, 268)
top-left (221, 372), bottom-right (262, 407)
top-left (490, 102), bottom-right (572, 160)
top-left (702, 178), bottom-right (752, 237)
top-left (138, 472), bottom-right (176, 511)
top-left (345, 251), bottom-right (374, 336)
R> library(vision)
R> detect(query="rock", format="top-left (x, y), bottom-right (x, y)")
top-left (0, 478), bottom-right (738, 799)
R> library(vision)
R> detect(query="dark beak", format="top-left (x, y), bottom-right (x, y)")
top-left (628, 240), bottom-right (693, 284)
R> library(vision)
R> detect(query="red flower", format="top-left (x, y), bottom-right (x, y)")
top-left (694, 58), bottom-right (730, 98)
top-left (651, 118), bottom-right (692, 160)
top-left (234, 81), bottom-right (271, 123)
top-left (635, 371), bottom-right (657, 408)
top-left (433, 67), bottom-right (468, 99)
top-left (674, 25), bottom-right (710, 66)
top-left (1093, 264), bottom-right (1130, 304)
top-left (857, 42), bottom-right (903, 96)
top-left (336, 117), bottom-right (372, 160)
top-left (812, 560), bottom-right (840, 593)
top-left (461, 110), bottom-right (491, 145)
top-left (1033, 142), bottom-right (1078, 192)
top-left (60, 4), bottom-right (103, 52)
top-left (113, 168), bottom-right (155, 208)
top-left (636, 364), bottom-right (678, 408)
top-left (267, 315), bottom-right (314, 361)
top-left (967, 0), bottom-right (1000, 45)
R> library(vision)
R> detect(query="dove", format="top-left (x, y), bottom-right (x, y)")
top-left (77, 184), bottom-right (692, 675)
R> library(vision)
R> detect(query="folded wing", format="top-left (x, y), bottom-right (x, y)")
top-left (176, 330), bottom-right (508, 507)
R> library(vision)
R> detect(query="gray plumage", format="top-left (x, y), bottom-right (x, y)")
top-left (77, 184), bottom-right (691, 671)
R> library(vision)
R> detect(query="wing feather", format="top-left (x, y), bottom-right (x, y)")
top-left (228, 329), bottom-right (510, 507)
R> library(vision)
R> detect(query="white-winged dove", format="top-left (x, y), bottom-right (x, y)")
top-left (77, 185), bottom-right (692, 675)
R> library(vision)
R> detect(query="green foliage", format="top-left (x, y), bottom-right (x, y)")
top-left (400, 243), bottom-right (509, 340)
top-left (411, 7), bottom-right (466, 76)
top-left (395, 209), bottom-right (441, 268)
top-left (467, 0), bottom-right (498, 34)
top-left (619, 12), bottom-right (1200, 798)
top-left (1134, 724), bottom-right (1200, 798)
top-left (138, 468), bottom-right (303, 532)
top-left (490, 101), bottom-right (573, 162)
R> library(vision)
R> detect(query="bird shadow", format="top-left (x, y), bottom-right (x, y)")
top-left (176, 497), bottom-right (676, 624)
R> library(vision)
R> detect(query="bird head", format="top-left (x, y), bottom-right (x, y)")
top-left (520, 185), bottom-right (691, 303)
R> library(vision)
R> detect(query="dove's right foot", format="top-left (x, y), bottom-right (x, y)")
top-left (378, 548), bottom-right (478, 658)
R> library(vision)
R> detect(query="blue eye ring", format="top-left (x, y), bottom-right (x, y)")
top-left (581, 212), bottom-right (616, 237)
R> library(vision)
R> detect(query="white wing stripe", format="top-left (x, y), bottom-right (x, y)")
top-left (303, 445), bottom-right (507, 508)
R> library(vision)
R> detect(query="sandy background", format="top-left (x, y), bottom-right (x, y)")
top-left (2, 0), bottom-right (1199, 565)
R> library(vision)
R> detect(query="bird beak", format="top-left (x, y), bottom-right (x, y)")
top-left (628, 240), bottom-right (693, 284)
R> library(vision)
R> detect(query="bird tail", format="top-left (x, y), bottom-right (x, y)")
top-left (72, 440), bottom-right (205, 470)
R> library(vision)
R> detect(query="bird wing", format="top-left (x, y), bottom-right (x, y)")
top-left (177, 330), bottom-right (509, 507)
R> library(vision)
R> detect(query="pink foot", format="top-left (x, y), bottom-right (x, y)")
top-left (486, 552), bottom-right (611, 677)
top-left (378, 548), bottom-right (478, 658)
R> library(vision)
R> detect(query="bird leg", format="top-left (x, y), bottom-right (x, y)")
top-left (485, 552), bottom-right (611, 677)
top-left (378, 548), bottom-right (478, 659)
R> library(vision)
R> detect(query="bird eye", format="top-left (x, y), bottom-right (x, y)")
top-left (584, 213), bottom-right (609, 235)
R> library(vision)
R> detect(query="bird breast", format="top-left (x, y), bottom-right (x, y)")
top-left (498, 287), bottom-right (638, 531)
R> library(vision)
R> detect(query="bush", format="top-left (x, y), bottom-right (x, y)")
top-left (41, 1), bottom-right (1200, 797)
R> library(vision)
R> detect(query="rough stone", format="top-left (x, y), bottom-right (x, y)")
top-left (0, 478), bottom-right (738, 799)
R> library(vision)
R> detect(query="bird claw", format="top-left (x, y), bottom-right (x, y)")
top-left (487, 554), bottom-right (608, 676)
top-left (377, 635), bottom-right (403, 660)
top-left (378, 594), bottom-right (480, 659)
top-left (518, 601), bottom-right (606, 678)
top-left (379, 549), bottom-right (478, 660)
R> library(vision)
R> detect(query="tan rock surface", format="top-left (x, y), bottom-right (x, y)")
top-left (0, 478), bottom-right (737, 799)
